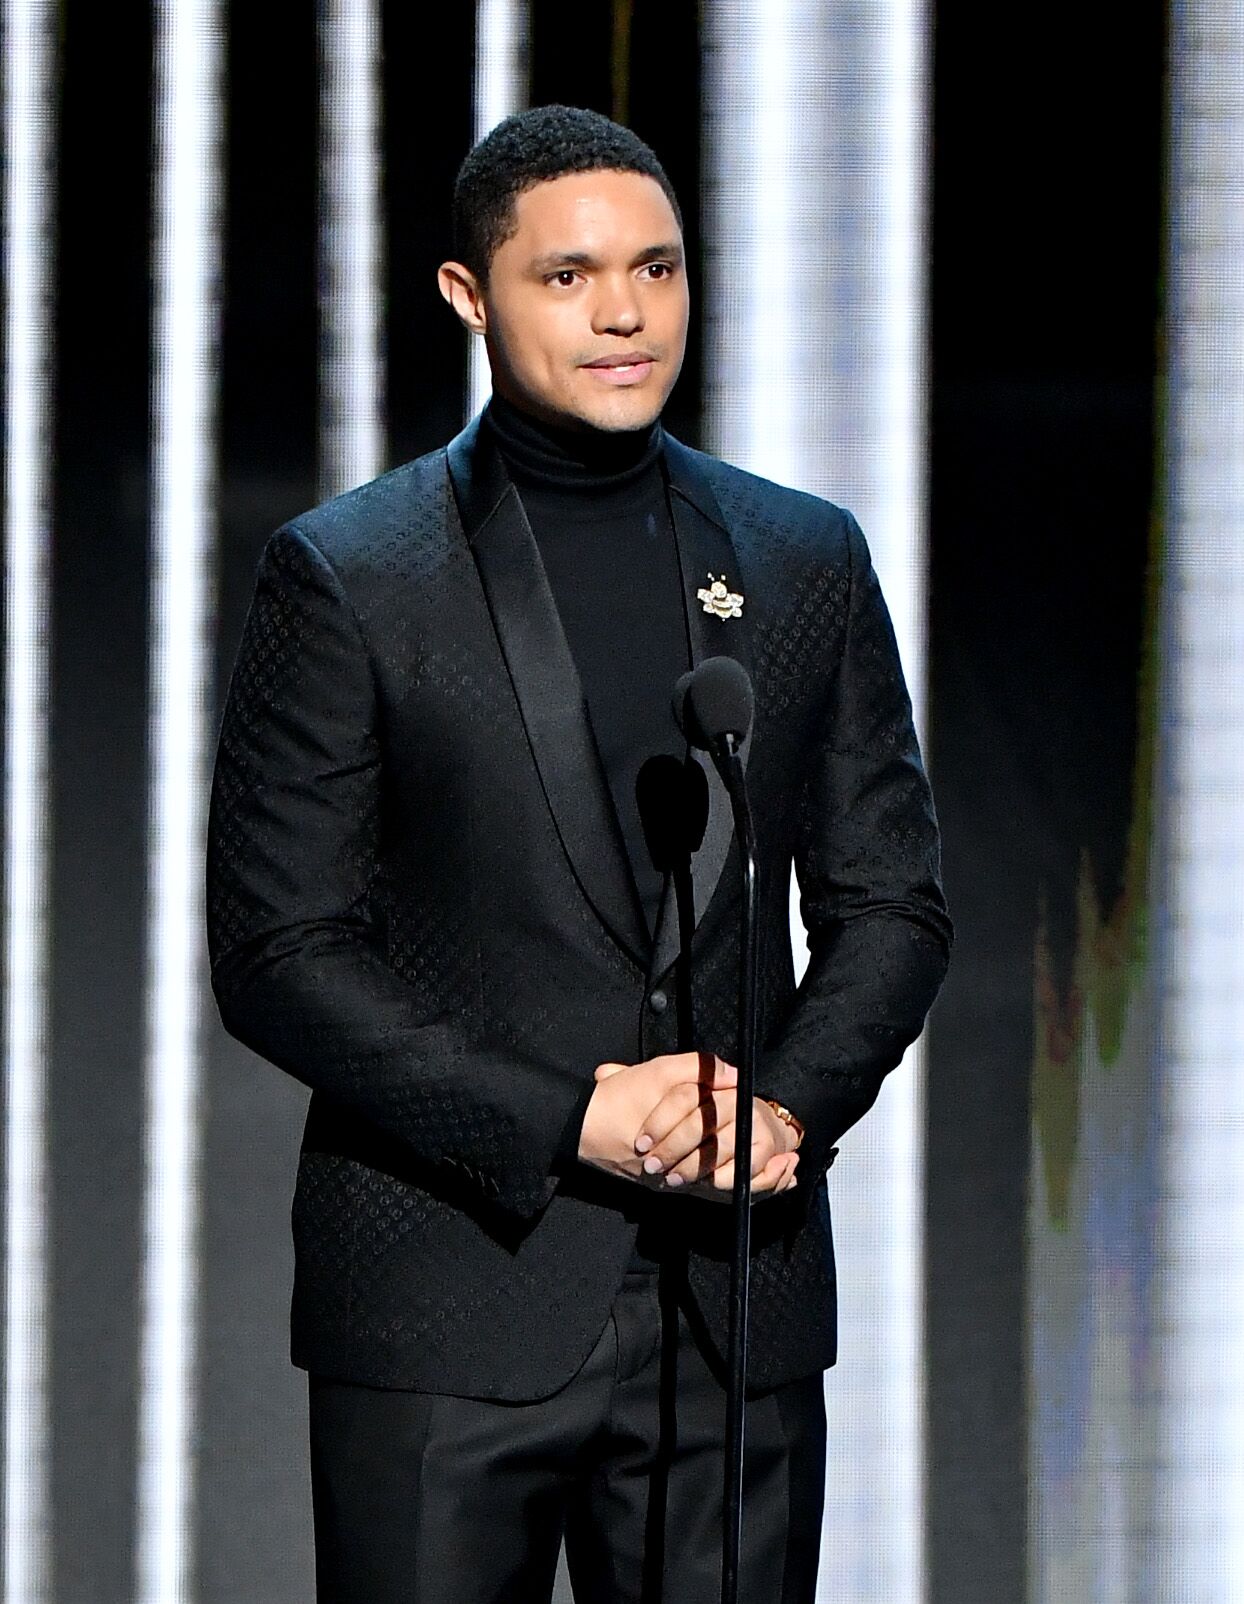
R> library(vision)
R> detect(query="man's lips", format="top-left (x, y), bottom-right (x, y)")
top-left (582, 350), bottom-right (656, 367)
top-left (581, 353), bottom-right (656, 384)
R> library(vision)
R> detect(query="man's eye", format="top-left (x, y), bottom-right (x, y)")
top-left (550, 270), bottom-right (578, 287)
top-left (643, 263), bottom-right (672, 279)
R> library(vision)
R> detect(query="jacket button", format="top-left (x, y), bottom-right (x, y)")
top-left (647, 989), bottom-right (669, 1015)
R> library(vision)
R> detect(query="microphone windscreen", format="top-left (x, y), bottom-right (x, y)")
top-left (683, 656), bottom-right (754, 748)
top-left (671, 668), bottom-right (697, 743)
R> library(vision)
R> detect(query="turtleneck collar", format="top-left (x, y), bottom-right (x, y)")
top-left (482, 391), bottom-right (663, 494)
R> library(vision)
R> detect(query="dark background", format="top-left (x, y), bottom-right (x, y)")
top-left (926, 4), bottom-right (1164, 1597)
top-left (8, 1), bottom-right (1165, 1597)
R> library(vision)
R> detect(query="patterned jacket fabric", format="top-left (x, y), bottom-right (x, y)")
top-left (205, 417), bottom-right (953, 1401)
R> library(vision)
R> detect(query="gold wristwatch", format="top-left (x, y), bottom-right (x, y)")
top-left (760, 1099), bottom-right (805, 1150)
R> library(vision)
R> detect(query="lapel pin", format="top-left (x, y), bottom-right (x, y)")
top-left (697, 573), bottom-right (744, 620)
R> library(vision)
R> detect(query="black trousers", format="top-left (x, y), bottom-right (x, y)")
top-left (308, 1265), bottom-right (827, 1603)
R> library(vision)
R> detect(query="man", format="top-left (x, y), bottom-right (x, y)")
top-left (207, 105), bottom-right (951, 1603)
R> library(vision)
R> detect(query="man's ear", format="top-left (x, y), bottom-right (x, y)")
top-left (437, 261), bottom-right (487, 335)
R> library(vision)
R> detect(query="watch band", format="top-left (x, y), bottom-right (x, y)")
top-left (760, 1098), bottom-right (805, 1150)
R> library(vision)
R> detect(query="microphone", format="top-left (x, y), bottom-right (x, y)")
top-left (671, 656), bottom-right (754, 757)
top-left (672, 656), bottom-right (759, 1604)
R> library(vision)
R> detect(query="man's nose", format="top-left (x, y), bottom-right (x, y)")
top-left (591, 277), bottom-right (643, 337)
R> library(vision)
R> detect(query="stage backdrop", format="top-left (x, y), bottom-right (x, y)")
top-left (3, 2), bottom-right (1241, 1602)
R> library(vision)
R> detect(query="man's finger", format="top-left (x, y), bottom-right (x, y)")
top-left (659, 1050), bottom-right (736, 1089)
top-left (660, 1118), bottom-right (783, 1189)
top-left (751, 1151), bottom-right (788, 1198)
top-left (646, 1098), bottom-right (794, 1182)
top-left (636, 1063), bottom-right (735, 1158)
top-left (697, 1132), bottom-right (786, 1195)
top-left (635, 1088), bottom-right (738, 1167)
top-left (757, 1149), bottom-right (800, 1195)
top-left (769, 1151), bottom-right (800, 1194)
top-left (675, 1145), bottom-right (797, 1204)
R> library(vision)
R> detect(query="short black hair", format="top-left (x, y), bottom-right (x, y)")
top-left (452, 104), bottom-right (683, 282)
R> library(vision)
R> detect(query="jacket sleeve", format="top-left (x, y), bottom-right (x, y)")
top-left (754, 509), bottom-right (953, 1190)
top-left (206, 521), bottom-right (591, 1220)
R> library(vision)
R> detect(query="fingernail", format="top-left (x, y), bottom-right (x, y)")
top-left (643, 1154), bottom-right (664, 1174)
top-left (665, 1173), bottom-right (683, 1187)
top-left (635, 1134), bottom-right (653, 1153)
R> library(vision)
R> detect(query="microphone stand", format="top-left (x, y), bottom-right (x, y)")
top-left (668, 661), bottom-right (759, 1604)
top-left (712, 729), bottom-right (760, 1604)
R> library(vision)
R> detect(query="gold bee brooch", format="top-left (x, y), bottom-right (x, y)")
top-left (696, 573), bottom-right (744, 620)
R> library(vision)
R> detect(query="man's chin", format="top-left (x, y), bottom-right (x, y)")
top-left (566, 389), bottom-right (666, 435)
top-left (492, 376), bottom-right (668, 436)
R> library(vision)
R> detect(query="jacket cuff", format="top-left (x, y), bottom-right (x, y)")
top-left (551, 1078), bottom-right (597, 1176)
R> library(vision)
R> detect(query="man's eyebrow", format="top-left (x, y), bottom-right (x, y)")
top-left (528, 242), bottom-right (685, 274)
top-left (631, 241), bottom-right (684, 267)
top-left (529, 250), bottom-right (599, 274)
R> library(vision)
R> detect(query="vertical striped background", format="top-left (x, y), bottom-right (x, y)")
top-left (4, 3), bottom-right (1236, 1601)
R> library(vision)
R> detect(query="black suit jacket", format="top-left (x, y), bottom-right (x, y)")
top-left (206, 416), bottom-right (952, 1400)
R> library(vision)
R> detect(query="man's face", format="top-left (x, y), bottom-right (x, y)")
top-left (442, 169), bottom-right (689, 433)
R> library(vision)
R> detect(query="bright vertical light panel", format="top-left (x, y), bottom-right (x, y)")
top-left (467, 0), bottom-right (527, 419)
top-left (1155, 3), bottom-right (1244, 1595)
top-left (702, 3), bottom-right (930, 1599)
top-left (139, 2), bottom-right (222, 1599)
top-left (318, 0), bottom-right (384, 498)
top-left (2, 3), bottom-right (56, 1598)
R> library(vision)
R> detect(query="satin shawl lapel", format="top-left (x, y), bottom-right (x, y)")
top-left (446, 419), bottom-right (652, 970)
top-left (649, 433), bottom-right (755, 984)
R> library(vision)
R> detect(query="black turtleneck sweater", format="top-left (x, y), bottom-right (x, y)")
top-left (482, 393), bottom-right (690, 941)
top-left (483, 394), bottom-right (691, 1271)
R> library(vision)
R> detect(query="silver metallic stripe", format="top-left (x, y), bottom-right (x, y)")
top-left (1156, 2), bottom-right (1244, 1589)
top-left (2, 1), bottom-right (57, 1596)
top-left (318, 0), bottom-right (385, 498)
top-left (138, 2), bottom-right (223, 1597)
top-left (702, 3), bottom-right (931, 1596)
top-left (468, 0), bottom-right (528, 419)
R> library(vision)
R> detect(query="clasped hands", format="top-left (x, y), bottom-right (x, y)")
top-left (577, 1050), bottom-right (800, 1203)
